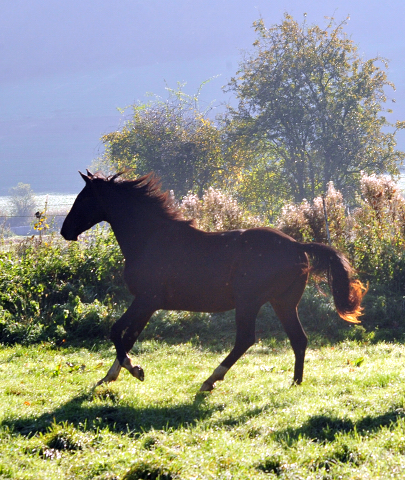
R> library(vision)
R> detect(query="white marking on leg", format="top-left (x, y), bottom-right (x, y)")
top-left (200, 365), bottom-right (229, 392)
top-left (96, 358), bottom-right (122, 386)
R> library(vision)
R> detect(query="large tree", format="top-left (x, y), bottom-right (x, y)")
top-left (226, 14), bottom-right (405, 202)
top-left (100, 85), bottom-right (244, 198)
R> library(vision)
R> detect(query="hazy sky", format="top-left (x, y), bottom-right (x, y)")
top-left (1, 0), bottom-right (405, 194)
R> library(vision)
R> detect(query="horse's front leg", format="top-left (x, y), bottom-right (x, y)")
top-left (96, 299), bottom-right (154, 386)
top-left (96, 358), bottom-right (122, 386)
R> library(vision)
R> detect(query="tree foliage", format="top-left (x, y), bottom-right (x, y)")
top-left (277, 172), bottom-right (405, 287)
top-left (101, 85), bottom-right (243, 198)
top-left (226, 14), bottom-right (405, 202)
top-left (8, 182), bottom-right (36, 218)
top-left (221, 141), bottom-right (291, 219)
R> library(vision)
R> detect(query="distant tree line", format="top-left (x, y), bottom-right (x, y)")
top-left (97, 14), bottom-right (404, 220)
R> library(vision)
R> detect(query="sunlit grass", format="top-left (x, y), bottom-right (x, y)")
top-left (1, 340), bottom-right (405, 478)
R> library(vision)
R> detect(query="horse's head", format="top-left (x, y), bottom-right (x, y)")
top-left (61, 171), bottom-right (107, 241)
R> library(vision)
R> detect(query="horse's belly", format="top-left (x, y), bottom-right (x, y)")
top-left (163, 283), bottom-right (235, 313)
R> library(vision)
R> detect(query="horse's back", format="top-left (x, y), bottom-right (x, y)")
top-left (229, 228), bottom-right (308, 300)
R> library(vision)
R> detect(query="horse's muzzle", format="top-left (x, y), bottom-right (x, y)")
top-left (60, 226), bottom-right (78, 241)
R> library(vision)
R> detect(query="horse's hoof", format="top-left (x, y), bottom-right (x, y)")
top-left (131, 365), bottom-right (144, 381)
top-left (199, 381), bottom-right (214, 392)
top-left (95, 376), bottom-right (109, 387)
top-left (194, 392), bottom-right (209, 402)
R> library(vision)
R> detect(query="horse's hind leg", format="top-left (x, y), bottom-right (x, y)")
top-left (96, 299), bottom-right (154, 386)
top-left (272, 303), bottom-right (307, 384)
top-left (271, 277), bottom-right (308, 384)
top-left (200, 302), bottom-right (260, 392)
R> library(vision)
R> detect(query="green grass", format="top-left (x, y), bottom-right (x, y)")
top-left (2, 339), bottom-right (405, 479)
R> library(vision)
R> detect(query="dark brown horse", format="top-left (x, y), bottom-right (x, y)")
top-left (61, 171), bottom-right (365, 391)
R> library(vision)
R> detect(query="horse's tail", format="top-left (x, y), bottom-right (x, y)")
top-left (297, 242), bottom-right (366, 324)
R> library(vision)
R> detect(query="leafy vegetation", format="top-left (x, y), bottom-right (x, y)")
top-left (180, 186), bottom-right (262, 231)
top-left (276, 172), bottom-right (405, 338)
top-left (278, 172), bottom-right (405, 281)
top-left (99, 85), bottom-right (245, 198)
top-left (0, 226), bottom-right (129, 346)
top-left (226, 14), bottom-right (405, 203)
top-left (1, 172), bottom-right (405, 347)
top-left (97, 14), bottom-right (404, 219)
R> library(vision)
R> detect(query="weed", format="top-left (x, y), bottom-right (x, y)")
top-left (123, 460), bottom-right (174, 480)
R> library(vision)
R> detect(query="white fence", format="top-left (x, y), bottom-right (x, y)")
top-left (0, 194), bottom-right (76, 236)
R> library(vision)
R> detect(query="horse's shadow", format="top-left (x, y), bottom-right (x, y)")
top-left (4, 386), bottom-right (403, 442)
top-left (276, 408), bottom-right (405, 444)
top-left (0, 390), bottom-right (219, 437)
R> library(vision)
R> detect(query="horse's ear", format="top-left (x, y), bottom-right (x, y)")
top-left (86, 169), bottom-right (94, 178)
top-left (79, 171), bottom-right (91, 184)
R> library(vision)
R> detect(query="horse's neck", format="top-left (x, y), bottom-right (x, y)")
top-left (108, 209), bottom-right (173, 260)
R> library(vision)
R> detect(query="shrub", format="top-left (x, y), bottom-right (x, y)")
top-left (349, 173), bottom-right (405, 285)
top-left (181, 187), bottom-right (263, 231)
top-left (277, 181), bottom-right (349, 249)
top-left (8, 183), bottom-right (36, 227)
top-left (277, 173), bottom-right (405, 280)
top-left (2, 173), bottom-right (405, 346)
top-left (277, 172), bottom-right (405, 337)
top-left (0, 226), bottom-right (129, 345)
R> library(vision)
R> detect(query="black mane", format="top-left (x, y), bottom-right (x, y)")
top-left (91, 172), bottom-right (185, 221)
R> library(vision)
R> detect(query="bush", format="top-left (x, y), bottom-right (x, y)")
top-left (276, 181), bottom-right (349, 250)
top-left (0, 226), bottom-right (130, 345)
top-left (181, 187), bottom-right (263, 231)
top-left (2, 173), bottom-right (405, 347)
top-left (277, 172), bottom-right (405, 337)
top-left (8, 182), bottom-right (36, 227)
top-left (279, 173), bottom-right (405, 284)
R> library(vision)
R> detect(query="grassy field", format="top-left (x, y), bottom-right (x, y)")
top-left (1, 338), bottom-right (405, 479)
